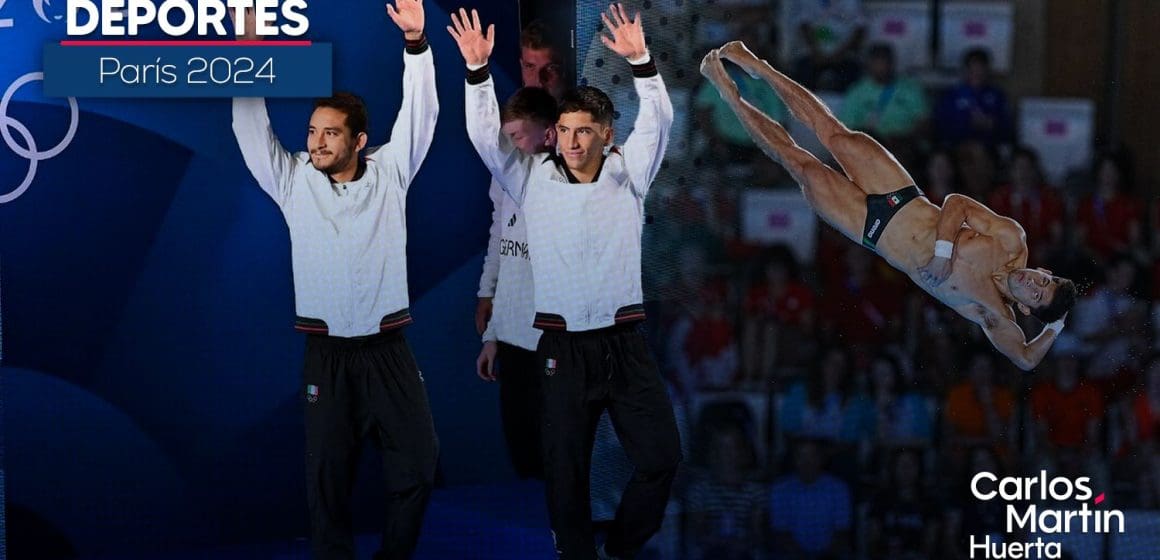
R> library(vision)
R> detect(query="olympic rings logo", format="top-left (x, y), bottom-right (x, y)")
top-left (0, 72), bottom-right (80, 205)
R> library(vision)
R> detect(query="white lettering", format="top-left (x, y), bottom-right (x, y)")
top-left (969, 535), bottom-right (1063, 559)
top-left (999, 475), bottom-right (1024, 501)
top-left (126, 0), bottom-right (156, 36)
top-left (198, 1), bottom-right (228, 36)
top-left (157, 0), bottom-right (194, 35)
top-left (1104, 509), bottom-right (1125, 533)
top-left (1048, 475), bottom-right (1073, 501)
top-left (1008, 504), bottom-right (1035, 532)
top-left (68, 0), bottom-right (100, 34)
top-left (98, 57), bottom-right (120, 83)
top-left (65, 0), bottom-right (308, 38)
top-left (1006, 502), bottom-right (1128, 534)
top-left (1073, 477), bottom-right (1093, 500)
top-left (972, 471), bottom-right (998, 501)
top-left (968, 534), bottom-right (991, 559)
top-left (101, 0), bottom-right (126, 36)
top-left (1040, 508), bottom-right (1062, 533)
top-left (254, 0), bottom-right (279, 35)
top-left (280, 0), bottom-right (308, 35)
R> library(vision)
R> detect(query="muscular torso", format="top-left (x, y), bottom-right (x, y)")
top-left (873, 197), bottom-right (1022, 323)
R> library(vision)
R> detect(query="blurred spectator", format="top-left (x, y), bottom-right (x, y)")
top-left (770, 438), bottom-right (853, 560)
top-left (866, 448), bottom-right (939, 560)
top-left (839, 43), bottom-right (928, 164)
top-left (1029, 354), bottom-right (1105, 478)
top-left (663, 245), bottom-right (709, 315)
top-left (954, 140), bottom-right (997, 202)
top-left (669, 276), bottom-right (740, 395)
top-left (869, 353), bottom-right (934, 449)
top-left (944, 350), bottom-right (1015, 463)
top-left (1128, 358), bottom-right (1160, 508)
top-left (988, 146), bottom-right (1064, 263)
top-left (1151, 202), bottom-right (1160, 346)
top-left (651, 208), bottom-right (725, 322)
top-left (913, 325), bottom-right (963, 395)
top-left (916, 148), bottom-right (958, 207)
top-left (818, 245), bottom-right (906, 348)
top-left (780, 345), bottom-right (874, 444)
top-left (686, 423), bottom-right (768, 560)
top-left (943, 446), bottom-right (1010, 560)
top-left (787, 0), bottom-right (866, 91)
top-left (519, 20), bottom-right (567, 99)
top-left (742, 246), bottom-right (816, 381)
top-left (933, 48), bottom-right (1013, 150)
top-left (1060, 253), bottom-right (1147, 383)
top-left (1076, 150), bottom-right (1143, 263)
top-left (1151, 200), bottom-right (1160, 306)
top-left (695, 26), bottom-right (791, 167)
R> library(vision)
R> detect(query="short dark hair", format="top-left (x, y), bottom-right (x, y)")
top-left (313, 92), bottom-right (368, 138)
top-left (558, 86), bottom-right (614, 126)
top-left (502, 87), bottom-right (559, 127)
top-left (520, 20), bottom-right (555, 52)
top-left (1031, 277), bottom-right (1078, 323)
top-left (963, 47), bottom-right (992, 68)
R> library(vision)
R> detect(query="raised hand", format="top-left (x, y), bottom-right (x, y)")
top-left (387, 0), bottom-right (425, 40)
top-left (229, 7), bottom-right (259, 41)
top-left (600, 3), bottom-right (646, 60)
top-left (447, 8), bottom-right (494, 66)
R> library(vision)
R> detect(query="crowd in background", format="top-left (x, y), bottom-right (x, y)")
top-left (623, 1), bottom-right (1160, 558)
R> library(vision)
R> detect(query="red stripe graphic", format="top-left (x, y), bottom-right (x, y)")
top-left (61, 40), bottom-right (312, 47)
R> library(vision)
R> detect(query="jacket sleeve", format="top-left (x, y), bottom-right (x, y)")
top-left (478, 177), bottom-right (505, 298)
top-left (232, 97), bottom-right (298, 207)
top-left (464, 65), bottom-right (534, 205)
top-left (621, 55), bottom-right (674, 199)
top-left (366, 40), bottom-right (439, 191)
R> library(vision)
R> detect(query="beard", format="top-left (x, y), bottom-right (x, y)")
top-left (313, 149), bottom-right (356, 176)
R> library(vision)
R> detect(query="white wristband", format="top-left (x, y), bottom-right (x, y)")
top-left (626, 52), bottom-right (651, 65)
top-left (1046, 319), bottom-right (1065, 334)
top-left (934, 240), bottom-right (954, 259)
top-left (466, 61), bottom-right (487, 71)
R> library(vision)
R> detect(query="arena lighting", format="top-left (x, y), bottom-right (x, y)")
top-left (66, 0), bottom-right (309, 37)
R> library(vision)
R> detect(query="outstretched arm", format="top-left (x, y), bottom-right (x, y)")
top-left (373, 0), bottom-right (439, 190)
top-left (970, 304), bottom-right (1064, 371)
top-left (602, 3), bottom-right (673, 197)
top-left (920, 193), bottom-right (1028, 286)
top-left (450, 8), bottom-right (533, 202)
top-left (230, 7), bottom-right (296, 206)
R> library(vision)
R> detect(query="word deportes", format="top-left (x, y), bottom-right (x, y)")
top-left (969, 470), bottom-right (1124, 559)
top-left (66, 0), bottom-right (308, 37)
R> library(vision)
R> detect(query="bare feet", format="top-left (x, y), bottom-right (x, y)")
top-left (718, 40), bottom-right (763, 78)
top-left (699, 48), bottom-right (738, 99)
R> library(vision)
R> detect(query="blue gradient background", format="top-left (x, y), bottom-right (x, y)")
top-left (0, 0), bottom-right (523, 554)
